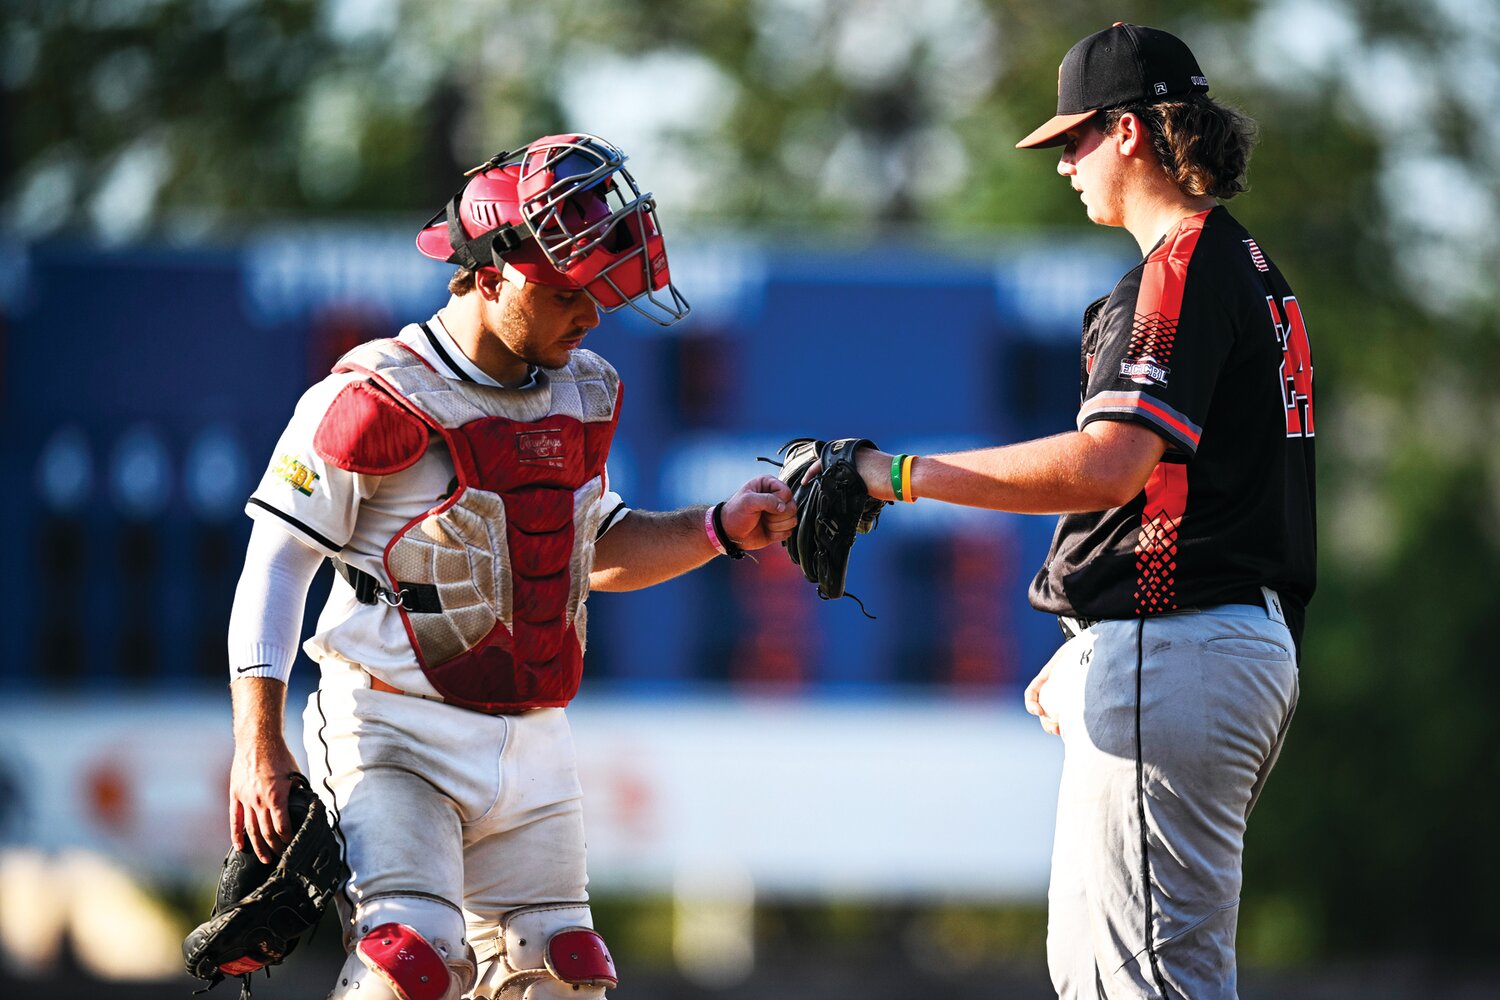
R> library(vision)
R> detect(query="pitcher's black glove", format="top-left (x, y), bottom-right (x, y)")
top-left (183, 773), bottom-right (346, 996)
top-left (777, 437), bottom-right (889, 601)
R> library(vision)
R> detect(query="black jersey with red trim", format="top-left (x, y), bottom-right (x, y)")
top-left (1028, 206), bottom-right (1316, 644)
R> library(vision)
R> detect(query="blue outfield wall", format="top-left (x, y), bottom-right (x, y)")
top-left (0, 228), bottom-right (1137, 697)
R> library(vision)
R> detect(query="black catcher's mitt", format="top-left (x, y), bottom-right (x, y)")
top-left (777, 437), bottom-right (890, 602)
top-left (183, 773), bottom-right (346, 996)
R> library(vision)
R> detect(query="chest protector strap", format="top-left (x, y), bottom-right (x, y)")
top-left (339, 563), bottom-right (442, 614)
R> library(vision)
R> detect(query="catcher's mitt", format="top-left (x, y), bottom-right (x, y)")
top-left (183, 773), bottom-right (346, 997)
top-left (776, 437), bottom-right (890, 603)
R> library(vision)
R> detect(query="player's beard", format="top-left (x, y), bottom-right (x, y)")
top-left (490, 291), bottom-right (585, 371)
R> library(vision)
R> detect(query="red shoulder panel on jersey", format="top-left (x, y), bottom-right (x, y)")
top-left (1129, 210), bottom-right (1209, 366)
top-left (314, 381), bottom-right (431, 475)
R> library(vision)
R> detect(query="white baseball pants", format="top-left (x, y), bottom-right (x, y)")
top-left (302, 658), bottom-right (592, 993)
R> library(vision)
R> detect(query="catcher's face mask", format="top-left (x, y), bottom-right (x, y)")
top-left (416, 133), bottom-right (690, 327)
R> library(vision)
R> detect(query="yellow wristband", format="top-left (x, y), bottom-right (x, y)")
top-left (900, 454), bottom-right (917, 502)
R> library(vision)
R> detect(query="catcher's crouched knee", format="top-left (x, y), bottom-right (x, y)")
top-left (329, 896), bottom-right (474, 1000)
top-left (471, 902), bottom-right (617, 1000)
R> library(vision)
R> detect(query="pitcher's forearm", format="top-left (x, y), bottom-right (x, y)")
top-left (862, 424), bottom-right (1167, 514)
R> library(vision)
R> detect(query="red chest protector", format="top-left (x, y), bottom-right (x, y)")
top-left (313, 339), bottom-right (622, 712)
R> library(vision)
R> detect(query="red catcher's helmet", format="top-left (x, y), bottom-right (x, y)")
top-left (416, 133), bottom-right (690, 327)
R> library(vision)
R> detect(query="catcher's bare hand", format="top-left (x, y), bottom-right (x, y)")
top-left (185, 772), bottom-right (346, 986)
top-left (229, 738), bottom-right (299, 864)
top-left (1024, 661), bottom-right (1061, 737)
top-left (720, 475), bottom-right (797, 550)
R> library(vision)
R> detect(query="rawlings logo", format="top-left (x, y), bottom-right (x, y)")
top-left (517, 429), bottom-right (566, 466)
top-left (1153, 82), bottom-right (1169, 96)
top-left (273, 454), bottom-right (320, 496)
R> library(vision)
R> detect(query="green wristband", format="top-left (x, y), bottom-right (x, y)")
top-left (891, 453), bottom-right (908, 502)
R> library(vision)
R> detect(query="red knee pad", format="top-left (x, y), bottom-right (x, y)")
top-left (546, 928), bottom-right (618, 988)
top-left (357, 923), bottom-right (452, 1000)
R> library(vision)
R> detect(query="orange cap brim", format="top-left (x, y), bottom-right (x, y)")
top-left (1015, 109), bottom-right (1099, 150)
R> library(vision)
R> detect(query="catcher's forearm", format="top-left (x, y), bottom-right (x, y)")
top-left (228, 676), bottom-right (300, 860)
top-left (589, 508), bottom-right (717, 592)
top-left (871, 423), bottom-right (1166, 514)
top-left (231, 676), bottom-right (291, 751)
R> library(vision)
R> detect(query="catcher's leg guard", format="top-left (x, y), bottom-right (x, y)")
top-left (329, 897), bottom-right (474, 1000)
top-left (472, 903), bottom-right (617, 1000)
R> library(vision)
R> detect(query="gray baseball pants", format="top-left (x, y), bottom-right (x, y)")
top-left (1038, 592), bottom-right (1299, 999)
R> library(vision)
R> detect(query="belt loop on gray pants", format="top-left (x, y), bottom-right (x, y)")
top-left (1260, 586), bottom-right (1286, 626)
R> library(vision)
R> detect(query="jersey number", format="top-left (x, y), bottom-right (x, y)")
top-left (1266, 295), bottom-right (1314, 438)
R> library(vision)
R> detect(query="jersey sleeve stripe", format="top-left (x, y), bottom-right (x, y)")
top-left (596, 501), bottom-right (629, 538)
top-left (1078, 391), bottom-right (1203, 451)
top-left (246, 497), bottom-right (344, 554)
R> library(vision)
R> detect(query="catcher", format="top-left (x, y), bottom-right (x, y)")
top-left (198, 133), bottom-right (796, 1000)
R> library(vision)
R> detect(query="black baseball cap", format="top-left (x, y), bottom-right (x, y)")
top-left (1015, 23), bottom-right (1210, 149)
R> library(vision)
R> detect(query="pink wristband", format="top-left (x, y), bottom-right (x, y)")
top-left (705, 505), bottom-right (728, 556)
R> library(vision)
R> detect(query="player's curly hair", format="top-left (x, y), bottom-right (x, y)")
top-left (449, 268), bottom-right (477, 296)
top-left (1102, 94), bottom-right (1258, 200)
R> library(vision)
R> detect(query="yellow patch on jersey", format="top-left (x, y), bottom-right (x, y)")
top-left (273, 454), bottom-right (320, 496)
